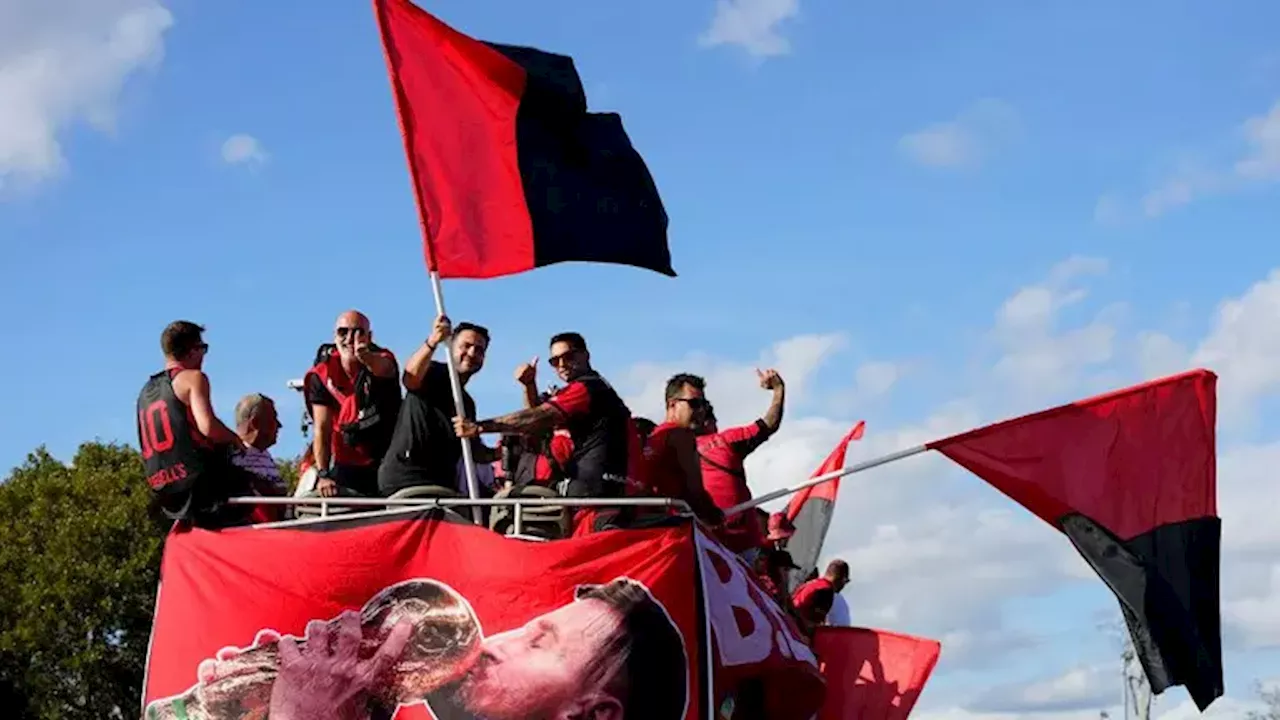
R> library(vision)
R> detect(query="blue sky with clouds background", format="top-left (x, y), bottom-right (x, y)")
top-left (3, 0), bottom-right (1280, 717)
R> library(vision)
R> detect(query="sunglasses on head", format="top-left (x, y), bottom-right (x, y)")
top-left (335, 326), bottom-right (368, 338)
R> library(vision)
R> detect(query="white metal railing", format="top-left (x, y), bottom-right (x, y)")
top-left (226, 495), bottom-right (693, 534)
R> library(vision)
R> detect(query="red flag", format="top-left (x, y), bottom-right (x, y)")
top-left (373, 0), bottom-right (672, 279)
top-left (783, 422), bottom-right (866, 587)
top-left (927, 369), bottom-right (1221, 710)
top-left (813, 627), bottom-right (940, 720)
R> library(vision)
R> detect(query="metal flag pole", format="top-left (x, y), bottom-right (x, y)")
top-left (722, 444), bottom-right (930, 517)
top-left (429, 270), bottom-right (484, 525)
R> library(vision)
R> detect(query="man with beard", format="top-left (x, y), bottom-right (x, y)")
top-left (453, 332), bottom-right (639, 534)
top-left (379, 315), bottom-right (496, 495)
top-left (305, 310), bottom-right (401, 497)
top-left (431, 578), bottom-right (688, 720)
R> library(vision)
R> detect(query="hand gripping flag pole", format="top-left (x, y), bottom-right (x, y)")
top-left (429, 271), bottom-right (484, 525)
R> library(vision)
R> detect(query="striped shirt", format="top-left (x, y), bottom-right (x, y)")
top-left (232, 446), bottom-right (287, 496)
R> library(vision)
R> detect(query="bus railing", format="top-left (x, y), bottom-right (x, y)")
top-left (225, 495), bottom-right (693, 533)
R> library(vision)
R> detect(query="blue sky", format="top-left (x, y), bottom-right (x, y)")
top-left (4, 0), bottom-right (1280, 717)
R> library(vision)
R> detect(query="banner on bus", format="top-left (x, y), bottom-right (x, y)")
top-left (142, 511), bottom-right (708, 720)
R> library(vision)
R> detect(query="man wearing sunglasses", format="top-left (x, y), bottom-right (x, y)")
top-left (137, 321), bottom-right (253, 527)
top-left (639, 374), bottom-right (725, 525)
top-left (304, 310), bottom-right (401, 498)
top-left (453, 332), bottom-right (639, 534)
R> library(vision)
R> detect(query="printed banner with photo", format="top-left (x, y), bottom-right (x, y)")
top-left (142, 511), bottom-right (708, 720)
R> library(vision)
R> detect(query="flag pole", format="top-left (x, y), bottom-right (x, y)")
top-left (723, 444), bottom-right (929, 517)
top-left (429, 270), bottom-right (485, 525)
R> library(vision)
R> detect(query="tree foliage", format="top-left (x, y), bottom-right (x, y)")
top-left (1248, 681), bottom-right (1280, 720)
top-left (0, 442), bottom-right (165, 720)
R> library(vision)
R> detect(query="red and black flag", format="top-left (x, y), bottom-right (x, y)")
top-left (373, 0), bottom-right (673, 279)
top-left (928, 369), bottom-right (1222, 710)
top-left (783, 422), bottom-right (866, 590)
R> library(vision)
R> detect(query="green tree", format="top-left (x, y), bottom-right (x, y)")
top-left (0, 442), bottom-right (164, 720)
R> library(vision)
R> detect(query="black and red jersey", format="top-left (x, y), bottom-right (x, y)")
top-left (136, 369), bottom-right (212, 520)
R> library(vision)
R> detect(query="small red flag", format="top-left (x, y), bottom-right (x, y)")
top-left (927, 369), bottom-right (1221, 710)
top-left (813, 627), bottom-right (941, 720)
top-left (783, 422), bottom-right (865, 587)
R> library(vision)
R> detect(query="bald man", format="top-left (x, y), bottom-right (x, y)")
top-left (304, 310), bottom-right (402, 497)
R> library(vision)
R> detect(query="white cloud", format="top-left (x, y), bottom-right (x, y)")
top-left (899, 99), bottom-right (1020, 170)
top-left (969, 665), bottom-right (1119, 714)
top-left (0, 0), bottom-right (173, 192)
top-left (990, 256), bottom-right (1118, 403)
top-left (1190, 268), bottom-right (1280, 426)
top-left (1235, 100), bottom-right (1280, 180)
top-left (854, 360), bottom-right (900, 399)
top-left (1117, 97), bottom-right (1280, 219)
top-left (220, 133), bottom-right (268, 168)
top-left (698, 0), bottom-right (800, 59)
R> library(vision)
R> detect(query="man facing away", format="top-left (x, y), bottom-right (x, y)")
top-left (379, 315), bottom-right (496, 496)
top-left (791, 559), bottom-right (851, 635)
top-left (304, 310), bottom-right (400, 498)
top-left (453, 332), bottom-right (638, 535)
top-left (641, 374), bottom-right (726, 525)
top-left (136, 321), bottom-right (252, 528)
top-left (697, 368), bottom-right (786, 557)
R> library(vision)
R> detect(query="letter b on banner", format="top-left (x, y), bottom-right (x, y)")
top-left (696, 530), bottom-right (816, 668)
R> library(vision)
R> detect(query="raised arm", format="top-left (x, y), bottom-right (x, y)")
top-left (757, 368), bottom-right (786, 433)
top-left (403, 315), bottom-right (452, 392)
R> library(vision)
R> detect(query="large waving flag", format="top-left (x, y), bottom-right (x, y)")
top-left (813, 627), bottom-right (941, 720)
top-left (373, 0), bottom-right (673, 279)
top-left (784, 422), bottom-right (865, 589)
top-left (929, 369), bottom-right (1222, 710)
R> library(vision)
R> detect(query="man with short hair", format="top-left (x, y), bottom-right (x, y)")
top-left (379, 315), bottom-right (496, 496)
top-left (697, 369), bottom-right (786, 555)
top-left (640, 373), bottom-right (725, 524)
top-left (453, 332), bottom-right (639, 534)
top-left (136, 321), bottom-right (251, 527)
top-left (791, 559), bottom-right (850, 634)
top-left (440, 578), bottom-right (689, 720)
top-left (232, 393), bottom-right (287, 522)
top-left (305, 310), bottom-right (401, 498)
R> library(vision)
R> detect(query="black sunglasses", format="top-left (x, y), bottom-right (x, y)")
top-left (674, 397), bottom-right (708, 410)
top-left (335, 326), bottom-right (368, 338)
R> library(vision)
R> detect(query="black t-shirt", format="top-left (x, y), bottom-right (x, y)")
top-left (379, 362), bottom-right (476, 494)
top-left (304, 361), bottom-right (401, 468)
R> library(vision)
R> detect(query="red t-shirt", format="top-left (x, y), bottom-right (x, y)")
top-left (791, 577), bottom-right (835, 623)
top-left (641, 422), bottom-right (691, 500)
top-left (697, 420), bottom-right (771, 551)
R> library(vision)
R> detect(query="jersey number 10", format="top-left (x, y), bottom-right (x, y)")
top-left (139, 401), bottom-right (175, 459)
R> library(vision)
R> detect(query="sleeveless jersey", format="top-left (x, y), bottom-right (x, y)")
top-left (555, 372), bottom-right (632, 497)
top-left (136, 369), bottom-right (211, 519)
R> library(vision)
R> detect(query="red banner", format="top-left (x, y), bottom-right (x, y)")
top-left (812, 627), bottom-right (941, 720)
top-left (142, 512), bottom-right (707, 720)
top-left (695, 529), bottom-right (825, 720)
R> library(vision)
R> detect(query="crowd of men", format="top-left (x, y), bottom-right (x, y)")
top-left (136, 313), bottom-right (852, 630)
